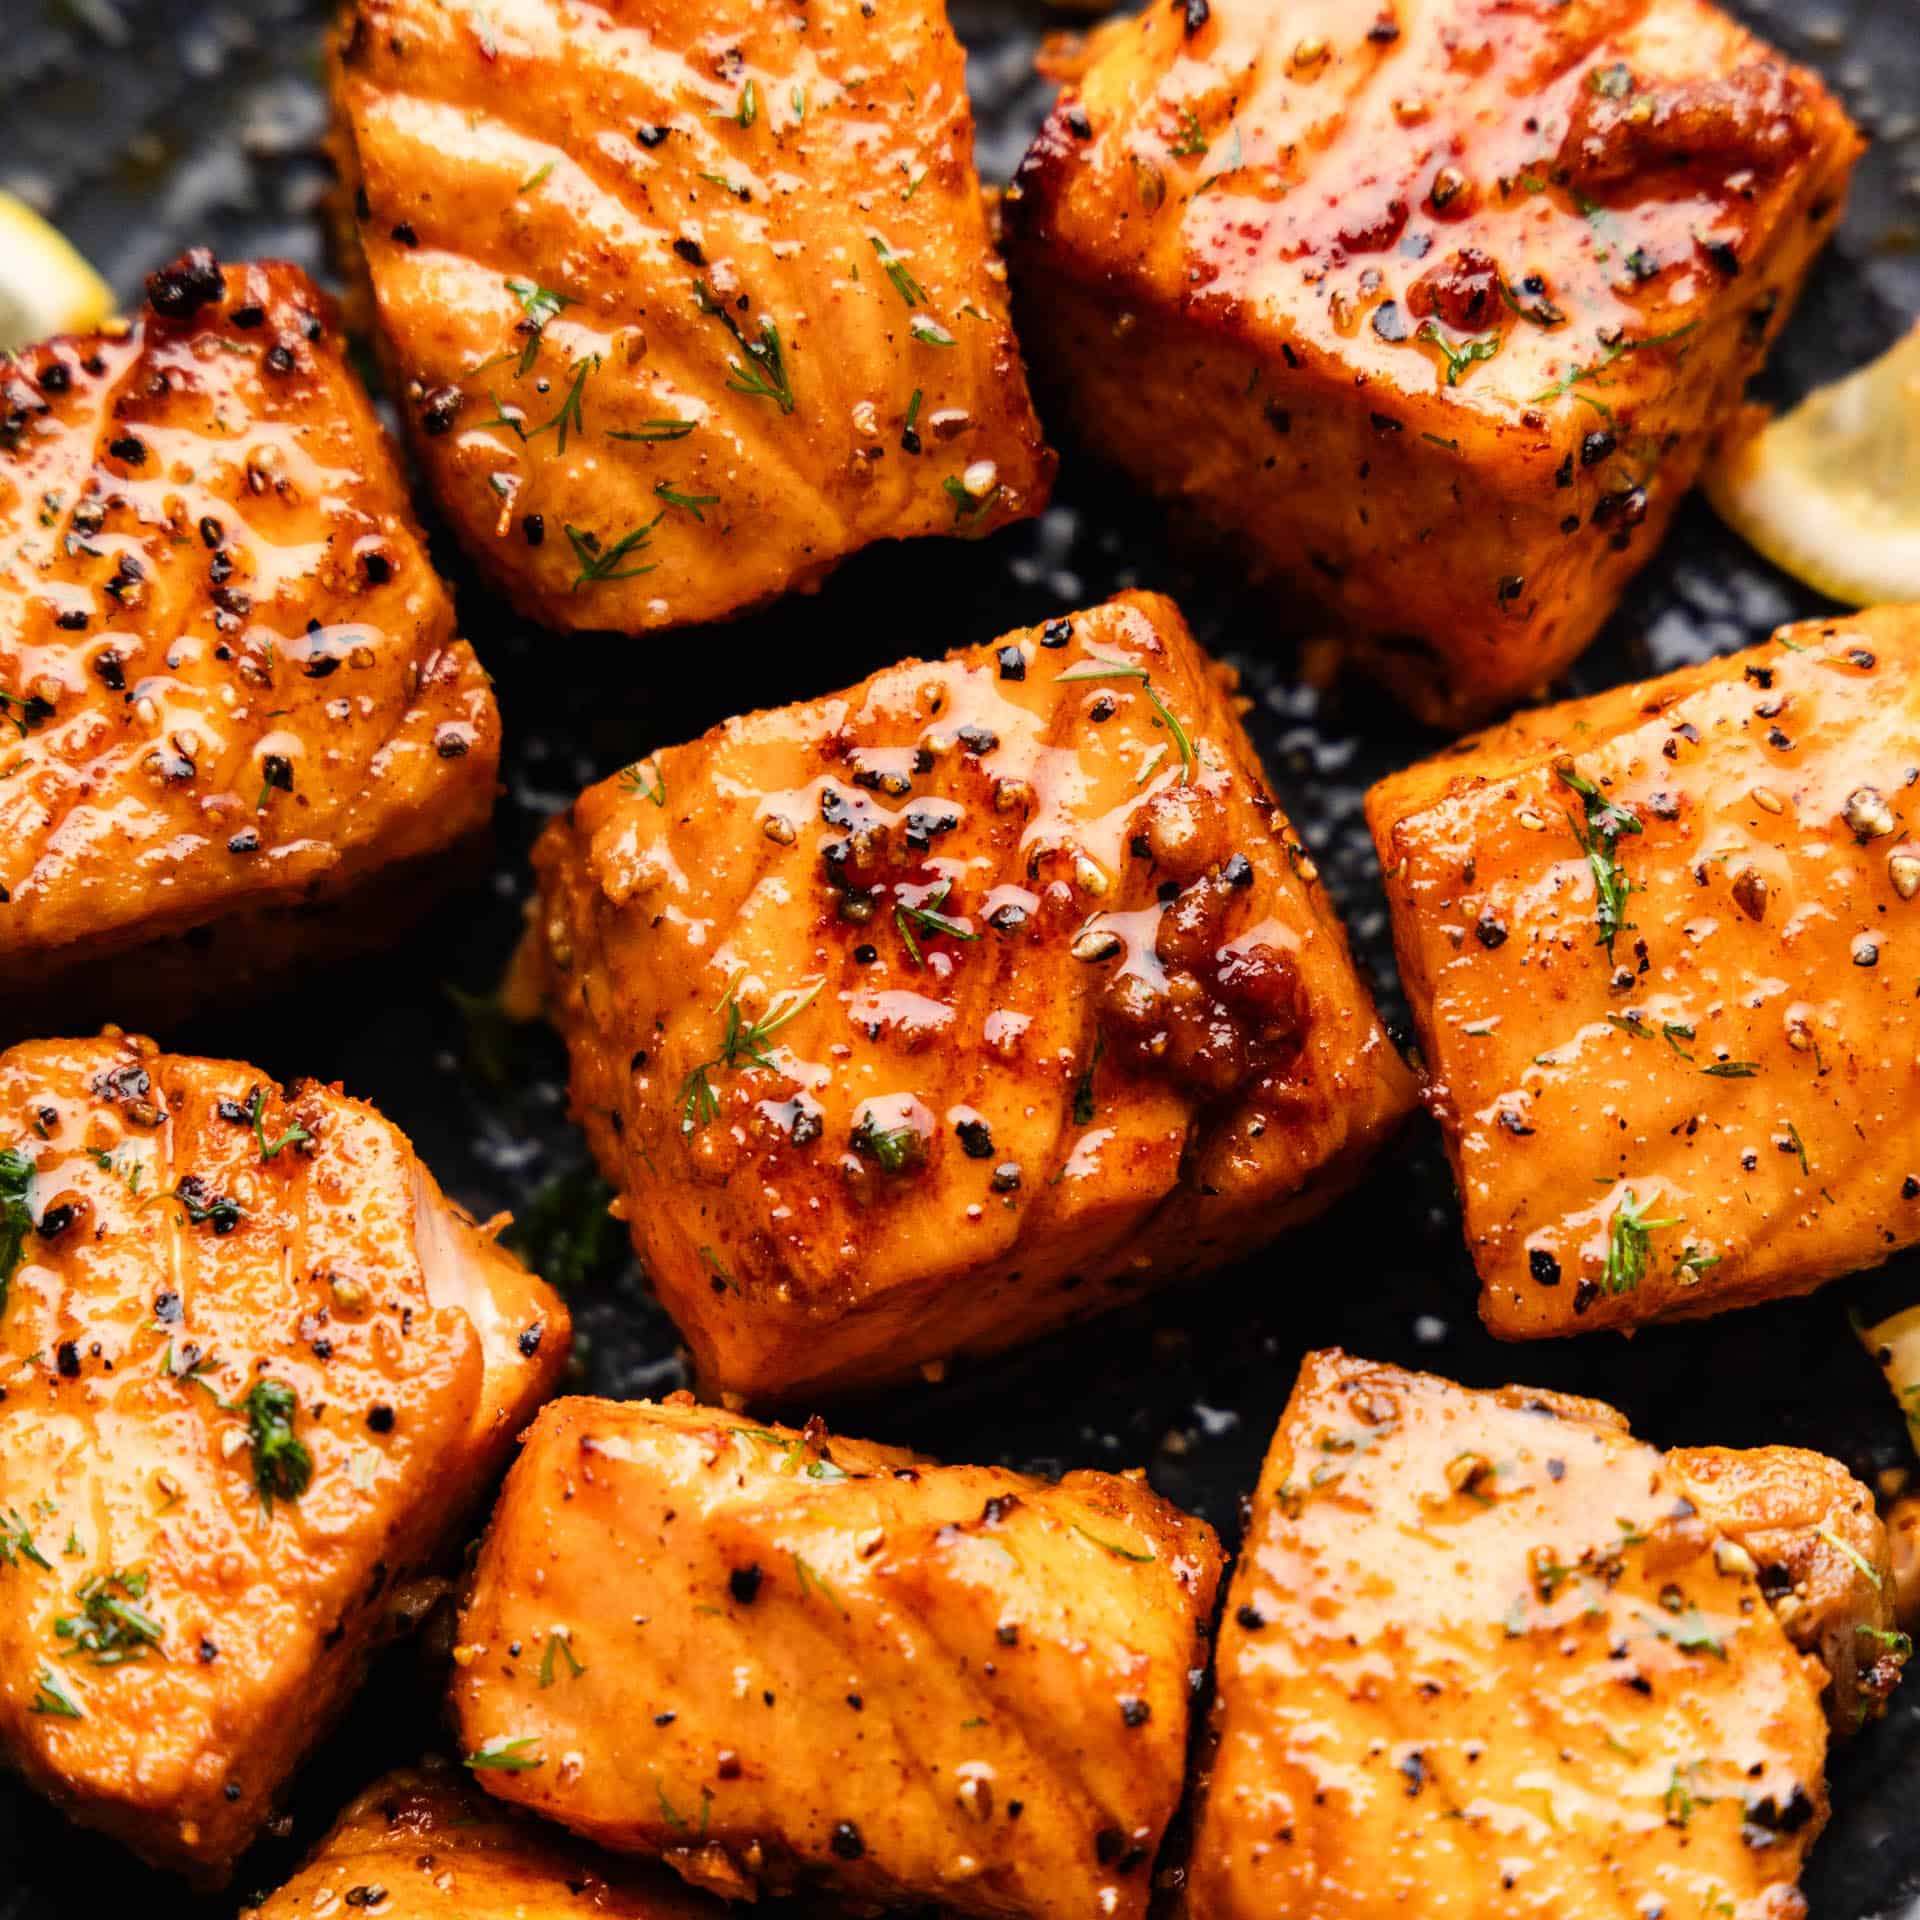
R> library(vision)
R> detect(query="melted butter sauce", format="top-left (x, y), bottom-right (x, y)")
top-left (614, 603), bottom-right (1307, 1124)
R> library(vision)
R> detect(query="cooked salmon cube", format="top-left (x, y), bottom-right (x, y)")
top-left (0, 252), bottom-right (499, 1032)
top-left (242, 1763), bottom-right (719, 1919)
top-left (329, 0), bottom-right (1054, 636)
top-left (0, 1031), bottom-right (568, 1882)
top-left (1368, 605), bottom-right (1920, 1339)
top-left (449, 1393), bottom-right (1222, 1919)
top-left (1186, 1350), bottom-right (1903, 1920)
top-left (1004, 0), bottom-right (1860, 726)
top-left (520, 589), bottom-right (1413, 1402)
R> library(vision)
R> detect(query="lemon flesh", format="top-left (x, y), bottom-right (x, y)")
top-left (1855, 1300), bottom-right (1920, 1459)
top-left (0, 192), bottom-right (115, 352)
top-left (1705, 321), bottom-right (1920, 606)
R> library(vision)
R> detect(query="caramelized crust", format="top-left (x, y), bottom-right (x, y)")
top-left (1004, 0), bottom-right (1860, 725)
top-left (330, 0), bottom-right (1054, 634)
top-left (1368, 607), bottom-right (1920, 1338)
top-left (244, 1763), bottom-right (718, 1918)
top-left (1187, 1351), bottom-right (1902, 1920)
top-left (0, 254), bottom-right (498, 1028)
top-left (523, 590), bottom-right (1412, 1402)
top-left (451, 1394), bottom-right (1222, 1920)
top-left (1667, 1446), bottom-right (1904, 1736)
top-left (0, 1032), bottom-right (568, 1882)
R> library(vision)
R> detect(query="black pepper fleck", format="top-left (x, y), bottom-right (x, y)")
top-left (146, 249), bottom-right (225, 320)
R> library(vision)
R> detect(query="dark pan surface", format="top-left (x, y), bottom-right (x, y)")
top-left (3, 0), bottom-right (1919, 1911)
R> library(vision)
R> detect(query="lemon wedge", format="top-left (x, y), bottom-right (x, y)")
top-left (0, 193), bottom-right (115, 352)
top-left (1854, 1300), bottom-right (1920, 1458)
top-left (1705, 320), bottom-right (1920, 606)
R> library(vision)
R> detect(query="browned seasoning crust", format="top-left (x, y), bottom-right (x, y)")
top-left (1002, 0), bottom-right (1861, 727)
top-left (1366, 606), bottom-right (1920, 1340)
top-left (0, 252), bottom-right (499, 1032)
top-left (0, 1031), bottom-right (568, 1884)
top-left (450, 1392), bottom-right (1223, 1920)
top-left (243, 1761), bottom-right (719, 1917)
top-left (520, 589), bottom-right (1413, 1404)
top-left (328, 0), bottom-right (1055, 635)
top-left (1666, 1445), bottom-right (1908, 1734)
top-left (1186, 1351), bottom-right (1905, 1920)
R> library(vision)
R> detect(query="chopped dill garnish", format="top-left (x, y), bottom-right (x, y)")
top-left (0, 1507), bottom-right (51, 1572)
top-left (608, 419), bottom-right (696, 442)
top-left (1417, 321), bottom-right (1500, 386)
top-left (0, 1146), bottom-right (33, 1315)
top-left (894, 880), bottom-right (977, 965)
top-left (55, 1568), bottom-right (165, 1665)
top-left (679, 976), bottom-right (825, 1132)
top-left (1169, 107), bottom-right (1208, 157)
top-left (942, 473), bottom-right (1001, 527)
top-left (870, 235), bottom-right (928, 308)
top-left (1532, 321), bottom-right (1699, 414)
top-left (654, 480), bottom-right (720, 522)
top-left (30, 1664), bottom-right (82, 1719)
top-left (1057, 661), bottom-right (1195, 786)
top-left (565, 515), bottom-right (663, 590)
top-left (1603, 1189), bottom-right (1680, 1294)
top-left (524, 354), bottom-right (598, 454)
top-left (247, 1086), bottom-right (311, 1161)
top-left (538, 1629), bottom-right (586, 1687)
top-left (1557, 763), bottom-right (1639, 958)
top-left (693, 281), bottom-right (794, 413)
top-left (619, 757), bottom-right (667, 805)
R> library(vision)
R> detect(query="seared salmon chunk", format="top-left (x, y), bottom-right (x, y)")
top-left (1186, 1351), bottom-right (1904, 1920)
top-left (450, 1393), bottom-right (1222, 1919)
top-left (0, 1031), bottom-right (568, 1882)
top-left (0, 253), bottom-right (499, 1030)
top-left (330, 0), bottom-right (1053, 635)
top-left (521, 590), bottom-right (1413, 1402)
top-left (1368, 606), bottom-right (1920, 1339)
top-left (243, 1763), bottom-right (721, 1919)
top-left (1004, 0), bottom-right (1860, 726)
